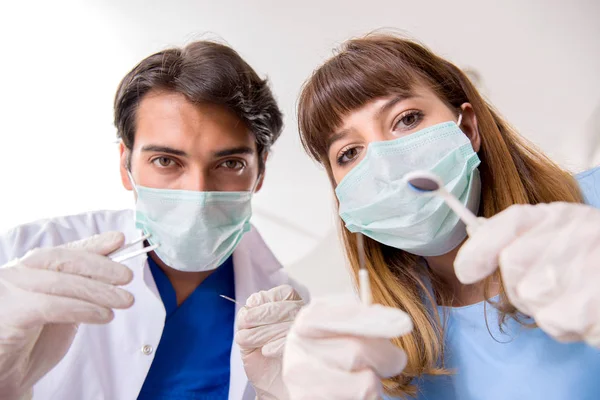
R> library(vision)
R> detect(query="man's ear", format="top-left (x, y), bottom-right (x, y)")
top-left (254, 152), bottom-right (268, 192)
top-left (459, 103), bottom-right (481, 152)
top-left (119, 142), bottom-right (133, 191)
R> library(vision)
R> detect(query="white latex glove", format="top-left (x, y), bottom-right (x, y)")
top-left (235, 284), bottom-right (305, 400)
top-left (282, 297), bottom-right (413, 400)
top-left (455, 202), bottom-right (600, 347)
top-left (0, 232), bottom-right (134, 399)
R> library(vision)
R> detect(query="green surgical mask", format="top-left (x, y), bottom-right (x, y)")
top-left (335, 119), bottom-right (481, 257)
top-left (128, 171), bottom-right (255, 272)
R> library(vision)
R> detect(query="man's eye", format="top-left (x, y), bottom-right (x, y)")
top-left (152, 157), bottom-right (175, 168)
top-left (220, 160), bottom-right (245, 170)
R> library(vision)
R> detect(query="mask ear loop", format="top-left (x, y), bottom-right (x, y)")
top-left (125, 169), bottom-right (158, 251)
top-left (457, 112), bottom-right (463, 128)
top-left (126, 169), bottom-right (139, 196)
top-left (249, 172), bottom-right (262, 194)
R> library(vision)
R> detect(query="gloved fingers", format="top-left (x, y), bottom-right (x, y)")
top-left (289, 332), bottom-right (407, 378)
top-left (262, 336), bottom-right (286, 358)
top-left (292, 369), bottom-right (381, 400)
top-left (496, 204), bottom-right (600, 317)
top-left (582, 255), bottom-right (600, 349)
top-left (20, 323), bottom-right (79, 389)
top-left (333, 336), bottom-right (406, 377)
top-left (284, 350), bottom-right (383, 400)
top-left (509, 263), bottom-right (560, 316)
top-left (236, 321), bottom-right (291, 350)
top-left (454, 204), bottom-right (545, 284)
top-left (499, 221), bottom-right (584, 315)
top-left (345, 370), bottom-right (382, 400)
top-left (0, 267), bottom-right (134, 309)
top-left (6, 292), bottom-right (115, 329)
top-left (498, 233), bottom-right (563, 315)
top-left (533, 284), bottom-right (600, 344)
top-left (22, 248), bottom-right (134, 285)
top-left (60, 231), bottom-right (125, 255)
top-left (293, 301), bottom-right (413, 339)
top-left (584, 327), bottom-right (600, 349)
top-left (245, 284), bottom-right (302, 307)
top-left (520, 237), bottom-right (600, 344)
top-left (236, 300), bottom-right (303, 329)
top-left (285, 368), bottom-right (381, 400)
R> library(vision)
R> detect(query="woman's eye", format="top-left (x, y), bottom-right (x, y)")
top-left (337, 147), bottom-right (362, 165)
top-left (220, 160), bottom-right (245, 170)
top-left (394, 111), bottom-right (423, 131)
top-left (152, 157), bottom-right (175, 168)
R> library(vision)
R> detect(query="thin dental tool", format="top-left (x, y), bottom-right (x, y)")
top-left (356, 233), bottom-right (372, 305)
top-left (404, 170), bottom-right (485, 235)
top-left (219, 294), bottom-right (242, 305)
top-left (108, 233), bottom-right (159, 263)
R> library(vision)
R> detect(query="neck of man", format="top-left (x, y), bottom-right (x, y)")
top-left (149, 251), bottom-right (215, 306)
top-left (424, 240), bottom-right (499, 307)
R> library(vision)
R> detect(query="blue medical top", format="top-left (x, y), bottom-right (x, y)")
top-left (576, 166), bottom-right (600, 208)
top-left (406, 305), bottom-right (600, 400)
top-left (138, 255), bottom-right (236, 400)
top-left (385, 167), bottom-right (600, 400)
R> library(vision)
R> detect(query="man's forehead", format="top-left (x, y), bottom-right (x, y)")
top-left (133, 91), bottom-right (257, 154)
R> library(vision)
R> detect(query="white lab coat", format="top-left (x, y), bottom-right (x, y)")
top-left (0, 209), bottom-right (308, 400)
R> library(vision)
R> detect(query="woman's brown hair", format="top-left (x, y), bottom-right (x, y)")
top-left (297, 33), bottom-right (583, 397)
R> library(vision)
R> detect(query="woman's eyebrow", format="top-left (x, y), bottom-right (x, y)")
top-left (376, 94), bottom-right (415, 119)
top-left (326, 129), bottom-right (351, 154)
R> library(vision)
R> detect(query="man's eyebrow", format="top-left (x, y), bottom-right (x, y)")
top-left (213, 146), bottom-right (255, 157)
top-left (140, 145), bottom-right (188, 157)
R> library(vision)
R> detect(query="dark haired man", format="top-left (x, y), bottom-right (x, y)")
top-left (0, 41), bottom-right (306, 400)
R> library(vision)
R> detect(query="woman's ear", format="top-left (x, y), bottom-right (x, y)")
top-left (459, 103), bottom-right (481, 152)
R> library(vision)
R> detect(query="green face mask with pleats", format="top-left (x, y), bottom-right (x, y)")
top-left (128, 171), bottom-right (255, 272)
top-left (335, 120), bottom-right (481, 257)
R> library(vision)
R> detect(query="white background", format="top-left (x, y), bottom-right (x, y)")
top-left (1, 0), bottom-right (599, 296)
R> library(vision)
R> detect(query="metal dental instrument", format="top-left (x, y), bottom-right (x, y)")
top-left (108, 233), bottom-right (159, 263)
top-left (219, 294), bottom-right (242, 305)
top-left (404, 170), bottom-right (485, 235)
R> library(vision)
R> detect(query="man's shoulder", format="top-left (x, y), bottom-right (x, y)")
top-left (0, 209), bottom-right (134, 262)
top-left (237, 225), bottom-right (310, 301)
top-left (237, 225), bottom-right (281, 271)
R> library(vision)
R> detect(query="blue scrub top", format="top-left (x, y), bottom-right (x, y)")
top-left (385, 167), bottom-right (600, 400)
top-left (407, 303), bottom-right (600, 400)
top-left (138, 255), bottom-right (236, 400)
top-left (576, 166), bottom-right (600, 208)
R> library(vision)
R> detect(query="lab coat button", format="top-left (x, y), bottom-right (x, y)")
top-left (141, 345), bottom-right (153, 355)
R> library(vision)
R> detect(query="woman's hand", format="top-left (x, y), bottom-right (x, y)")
top-left (282, 297), bottom-right (413, 400)
top-left (455, 202), bottom-right (600, 347)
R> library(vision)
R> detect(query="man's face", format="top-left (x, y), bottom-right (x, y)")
top-left (119, 90), bottom-right (264, 193)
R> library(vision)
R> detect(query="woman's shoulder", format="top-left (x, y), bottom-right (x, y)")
top-left (576, 166), bottom-right (600, 208)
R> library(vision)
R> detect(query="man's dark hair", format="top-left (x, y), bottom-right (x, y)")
top-left (114, 41), bottom-right (283, 170)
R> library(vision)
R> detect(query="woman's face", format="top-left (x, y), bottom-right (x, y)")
top-left (325, 84), bottom-right (480, 184)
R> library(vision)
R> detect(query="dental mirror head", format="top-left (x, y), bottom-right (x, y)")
top-left (405, 171), bottom-right (444, 194)
top-left (404, 170), bottom-right (483, 230)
